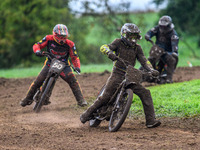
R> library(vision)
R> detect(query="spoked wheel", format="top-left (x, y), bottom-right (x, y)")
top-left (33, 90), bottom-right (41, 111)
top-left (34, 77), bottom-right (54, 113)
top-left (109, 88), bottom-right (133, 132)
top-left (33, 102), bottom-right (39, 111)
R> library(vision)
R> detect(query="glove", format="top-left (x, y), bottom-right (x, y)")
top-left (35, 51), bottom-right (43, 57)
top-left (171, 52), bottom-right (178, 58)
top-left (108, 52), bottom-right (118, 61)
top-left (151, 69), bottom-right (159, 77)
top-left (75, 67), bottom-right (81, 73)
top-left (145, 35), bottom-right (151, 41)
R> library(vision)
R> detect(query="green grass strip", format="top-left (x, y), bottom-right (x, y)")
top-left (130, 79), bottom-right (200, 117)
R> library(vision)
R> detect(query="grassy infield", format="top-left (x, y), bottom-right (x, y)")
top-left (1, 12), bottom-right (199, 118)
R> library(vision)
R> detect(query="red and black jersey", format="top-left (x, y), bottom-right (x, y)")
top-left (33, 35), bottom-right (80, 68)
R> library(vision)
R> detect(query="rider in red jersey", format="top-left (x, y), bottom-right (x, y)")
top-left (20, 24), bottom-right (87, 107)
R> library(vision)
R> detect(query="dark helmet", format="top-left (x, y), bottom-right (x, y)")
top-left (121, 23), bottom-right (142, 46)
top-left (158, 16), bottom-right (174, 34)
top-left (53, 24), bottom-right (68, 45)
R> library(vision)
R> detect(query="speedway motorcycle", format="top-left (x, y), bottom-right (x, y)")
top-left (140, 39), bottom-right (167, 83)
top-left (89, 57), bottom-right (156, 132)
top-left (33, 52), bottom-right (80, 113)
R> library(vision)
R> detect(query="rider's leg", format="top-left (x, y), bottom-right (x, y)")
top-left (133, 84), bottom-right (161, 128)
top-left (163, 54), bottom-right (176, 83)
top-left (172, 53), bottom-right (179, 70)
top-left (80, 70), bottom-right (124, 123)
top-left (61, 67), bottom-right (87, 107)
top-left (20, 65), bottom-right (49, 107)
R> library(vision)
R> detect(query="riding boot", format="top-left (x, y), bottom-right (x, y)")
top-left (20, 83), bottom-right (38, 107)
top-left (80, 97), bottom-right (103, 124)
top-left (73, 88), bottom-right (87, 107)
top-left (69, 79), bottom-right (87, 107)
top-left (134, 86), bottom-right (161, 128)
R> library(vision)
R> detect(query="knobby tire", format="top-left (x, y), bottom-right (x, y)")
top-left (108, 88), bottom-right (133, 132)
top-left (34, 77), bottom-right (55, 113)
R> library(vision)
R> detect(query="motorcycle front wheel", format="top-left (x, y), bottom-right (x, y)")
top-left (34, 77), bottom-right (55, 113)
top-left (108, 88), bottom-right (133, 132)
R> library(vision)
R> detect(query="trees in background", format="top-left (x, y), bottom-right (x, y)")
top-left (1, 0), bottom-right (199, 68)
top-left (153, 0), bottom-right (200, 47)
top-left (0, 0), bottom-right (89, 68)
top-left (0, 0), bottom-right (133, 68)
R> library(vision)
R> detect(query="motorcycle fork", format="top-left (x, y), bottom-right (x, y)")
top-left (40, 75), bottom-right (56, 102)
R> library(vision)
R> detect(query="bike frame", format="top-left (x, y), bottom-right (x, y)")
top-left (33, 52), bottom-right (79, 113)
top-left (93, 59), bottom-right (143, 120)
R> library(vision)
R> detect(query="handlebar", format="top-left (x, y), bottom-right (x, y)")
top-left (116, 56), bottom-right (158, 79)
top-left (41, 51), bottom-right (81, 75)
top-left (42, 51), bottom-right (53, 60)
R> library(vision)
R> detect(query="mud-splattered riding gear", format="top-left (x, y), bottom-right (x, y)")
top-left (80, 23), bottom-right (160, 127)
top-left (145, 16), bottom-right (179, 83)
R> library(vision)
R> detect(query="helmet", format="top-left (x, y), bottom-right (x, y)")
top-left (53, 24), bottom-right (68, 44)
top-left (158, 16), bottom-right (174, 34)
top-left (121, 23), bottom-right (142, 46)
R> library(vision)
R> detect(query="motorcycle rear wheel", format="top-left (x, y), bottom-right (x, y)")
top-left (109, 88), bottom-right (133, 132)
top-left (34, 77), bottom-right (54, 113)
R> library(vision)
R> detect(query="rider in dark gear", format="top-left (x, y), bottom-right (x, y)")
top-left (20, 24), bottom-right (87, 107)
top-left (80, 23), bottom-right (161, 128)
top-left (145, 15), bottom-right (179, 83)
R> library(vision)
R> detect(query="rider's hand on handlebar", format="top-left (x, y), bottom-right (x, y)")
top-left (35, 51), bottom-right (43, 57)
top-left (145, 35), bottom-right (151, 41)
top-left (75, 67), bottom-right (81, 73)
top-left (108, 52), bottom-right (118, 61)
top-left (151, 69), bottom-right (159, 77)
top-left (171, 52), bottom-right (178, 58)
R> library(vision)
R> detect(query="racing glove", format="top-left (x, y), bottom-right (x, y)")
top-left (145, 35), bottom-right (151, 41)
top-left (171, 52), bottom-right (178, 58)
top-left (35, 51), bottom-right (43, 57)
top-left (108, 52), bottom-right (118, 61)
top-left (151, 69), bottom-right (159, 77)
top-left (75, 67), bottom-right (81, 73)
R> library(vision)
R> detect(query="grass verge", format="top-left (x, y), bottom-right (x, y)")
top-left (130, 79), bottom-right (200, 118)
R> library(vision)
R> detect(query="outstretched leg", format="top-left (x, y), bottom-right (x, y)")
top-left (20, 65), bottom-right (49, 107)
top-left (61, 67), bottom-right (87, 107)
top-left (133, 84), bottom-right (161, 128)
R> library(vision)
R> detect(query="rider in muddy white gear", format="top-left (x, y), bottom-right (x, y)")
top-left (80, 23), bottom-right (161, 128)
top-left (145, 16), bottom-right (179, 83)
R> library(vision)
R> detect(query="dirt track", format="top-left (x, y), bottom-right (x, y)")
top-left (0, 66), bottom-right (200, 150)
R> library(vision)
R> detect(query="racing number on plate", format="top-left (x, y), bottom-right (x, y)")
top-left (52, 62), bottom-right (63, 70)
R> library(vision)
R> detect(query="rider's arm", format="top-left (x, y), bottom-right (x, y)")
top-left (136, 45), bottom-right (154, 72)
top-left (171, 31), bottom-right (179, 54)
top-left (145, 26), bottom-right (158, 41)
top-left (68, 41), bottom-right (81, 68)
top-left (33, 35), bottom-right (49, 53)
top-left (100, 39), bottom-right (118, 55)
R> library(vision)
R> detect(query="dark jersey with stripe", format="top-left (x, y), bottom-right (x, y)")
top-left (33, 35), bottom-right (80, 68)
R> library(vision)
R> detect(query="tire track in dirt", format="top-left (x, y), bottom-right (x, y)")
top-left (0, 66), bottom-right (200, 150)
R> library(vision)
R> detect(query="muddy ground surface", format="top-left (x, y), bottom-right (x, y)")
top-left (0, 66), bottom-right (200, 150)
